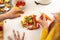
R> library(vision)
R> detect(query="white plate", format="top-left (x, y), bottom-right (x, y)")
top-left (0, 0), bottom-right (12, 14)
top-left (0, 4), bottom-right (5, 7)
top-left (4, 0), bottom-right (60, 40)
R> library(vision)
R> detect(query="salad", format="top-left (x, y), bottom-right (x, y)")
top-left (21, 14), bottom-right (40, 30)
top-left (21, 13), bottom-right (52, 30)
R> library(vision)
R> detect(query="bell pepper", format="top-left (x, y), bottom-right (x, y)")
top-left (40, 13), bottom-right (52, 21)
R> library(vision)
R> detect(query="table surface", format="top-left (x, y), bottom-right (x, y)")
top-left (3, 0), bottom-right (60, 40)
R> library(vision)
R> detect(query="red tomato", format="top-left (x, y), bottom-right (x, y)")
top-left (22, 2), bottom-right (25, 6)
top-left (26, 23), bottom-right (30, 26)
top-left (16, 1), bottom-right (25, 7)
top-left (16, 1), bottom-right (20, 7)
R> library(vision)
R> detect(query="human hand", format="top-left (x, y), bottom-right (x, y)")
top-left (39, 14), bottom-right (48, 29)
top-left (54, 13), bottom-right (60, 23)
top-left (5, 6), bottom-right (24, 19)
top-left (8, 30), bottom-right (25, 40)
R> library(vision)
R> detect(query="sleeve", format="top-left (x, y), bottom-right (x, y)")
top-left (41, 28), bottom-right (48, 40)
top-left (40, 22), bottom-right (60, 40)
top-left (46, 23), bottom-right (60, 40)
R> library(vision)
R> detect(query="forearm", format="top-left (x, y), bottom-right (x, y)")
top-left (0, 13), bottom-right (8, 21)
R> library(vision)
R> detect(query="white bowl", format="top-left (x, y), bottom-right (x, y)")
top-left (35, 0), bottom-right (51, 5)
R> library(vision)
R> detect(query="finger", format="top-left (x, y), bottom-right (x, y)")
top-left (39, 18), bottom-right (42, 23)
top-left (17, 10), bottom-right (24, 14)
top-left (43, 14), bottom-right (46, 21)
top-left (22, 32), bottom-right (25, 40)
top-left (17, 31), bottom-right (20, 40)
top-left (15, 14), bottom-right (21, 17)
top-left (54, 13), bottom-right (58, 20)
top-left (13, 30), bottom-right (17, 40)
top-left (8, 36), bottom-right (13, 40)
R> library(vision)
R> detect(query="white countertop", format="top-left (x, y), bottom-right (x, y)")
top-left (4, 0), bottom-right (60, 40)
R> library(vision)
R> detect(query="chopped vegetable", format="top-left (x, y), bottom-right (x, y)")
top-left (0, 8), bottom-right (5, 12)
top-left (16, 1), bottom-right (26, 7)
top-left (5, 0), bottom-right (10, 3)
top-left (5, 3), bottom-right (11, 8)
top-left (21, 14), bottom-right (40, 30)
top-left (40, 13), bottom-right (52, 21)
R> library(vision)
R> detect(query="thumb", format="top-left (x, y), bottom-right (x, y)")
top-left (13, 6), bottom-right (24, 13)
top-left (15, 14), bottom-right (21, 17)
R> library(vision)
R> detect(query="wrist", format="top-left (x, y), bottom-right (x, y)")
top-left (3, 13), bottom-right (8, 19)
top-left (4, 12), bottom-right (11, 19)
top-left (42, 27), bottom-right (48, 30)
top-left (0, 13), bottom-right (8, 20)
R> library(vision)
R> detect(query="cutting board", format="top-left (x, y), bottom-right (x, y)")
top-left (3, 0), bottom-right (60, 40)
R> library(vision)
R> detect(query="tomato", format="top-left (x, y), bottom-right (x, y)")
top-left (16, 1), bottom-right (20, 7)
top-left (16, 1), bottom-right (25, 7)
top-left (22, 2), bottom-right (25, 6)
top-left (26, 23), bottom-right (30, 26)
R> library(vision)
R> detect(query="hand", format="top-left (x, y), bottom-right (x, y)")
top-left (54, 13), bottom-right (60, 23)
top-left (8, 30), bottom-right (25, 40)
top-left (5, 6), bottom-right (24, 19)
top-left (39, 14), bottom-right (48, 29)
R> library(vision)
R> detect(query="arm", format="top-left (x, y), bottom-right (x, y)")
top-left (0, 6), bottom-right (24, 21)
top-left (40, 13), bottom-right (60, 40)
top-left (46, 13), bottom-right (60, 40)
top-left (46, 21), bottom-right (60, 40)
top-left (39, 14), bottom-right (49, 40)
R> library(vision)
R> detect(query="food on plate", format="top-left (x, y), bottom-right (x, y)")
top-left (0, 0), bottom-right (4, 4)
top-left (40, 13), bottom-right (52, 21)
top-left (5, 3), bottom-right (11, 8)
top-left (0, 0), bottom-right (11, 13)
top-left (21, 14), bottom-right (40, 30)
top-left (5, 0), bottom-right (10, 3)
top-left (0, 8), bottom-right (6, 12)
top-left (16, 1), bottom-right (26, 7)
